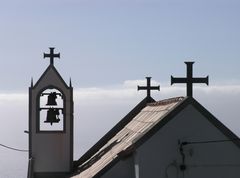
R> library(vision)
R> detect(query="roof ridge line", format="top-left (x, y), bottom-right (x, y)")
top-left (148, 96), bottom-right (185, 106)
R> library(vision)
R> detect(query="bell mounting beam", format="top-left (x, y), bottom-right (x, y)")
top-left (39, 107), bottom-right (64, 110)
top-left (138, 77), bottom-right (160, 100)
top-left (43, 47), bottom-right (60, 66)
top-left (171, 61), bottom-right (209, 97)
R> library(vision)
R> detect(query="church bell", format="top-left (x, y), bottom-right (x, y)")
top-left (46, 92), bottom-right (57, 106)
top-left (44, 108), bottom-right (60, 125)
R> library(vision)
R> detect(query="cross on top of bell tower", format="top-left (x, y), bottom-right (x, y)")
top-left (43, 47), bottom-right (60, 66)
top-left (171, 61), bottom-right (209, 97)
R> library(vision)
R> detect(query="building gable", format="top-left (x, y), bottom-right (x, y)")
top-left (136, 97), bottom-right (240, 149)
top-left (72, 97), bottom-right (240, 178)
top-left (32, 65), bottom-right (69, 90)
top-left (136, 101), bottom-right (240, 178)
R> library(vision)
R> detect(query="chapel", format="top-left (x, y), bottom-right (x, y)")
top-left (28, 49), bottom-right (240, 178)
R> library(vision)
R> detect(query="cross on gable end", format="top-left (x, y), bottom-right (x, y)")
top-left (171, 61), bottom-right (209, 97)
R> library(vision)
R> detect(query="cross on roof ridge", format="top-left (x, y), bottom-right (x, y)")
top-left (43, 47), bottom-right (60, 66)
top-left (171, 61), bottom-right (209, 97)
top-left (137, 77), bottom-right (160, 100)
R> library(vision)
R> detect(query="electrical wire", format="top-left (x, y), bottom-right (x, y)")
top-left (187, 164), bottom-right (240, 168)
top-left (0, 143), bottom-right (28, 152)
top-left (182, 138), bottom-right (240, 146)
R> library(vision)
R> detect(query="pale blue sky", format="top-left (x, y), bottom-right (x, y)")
top-left (0, 0), bottom-right (240, 90)
top-left (1, 1), bottom-right (240, 177)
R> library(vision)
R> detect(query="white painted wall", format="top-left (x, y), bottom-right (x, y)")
top-left (101, 156), bottom-right (135, 178)
top-left (137, 104), bottom-right (240, 178)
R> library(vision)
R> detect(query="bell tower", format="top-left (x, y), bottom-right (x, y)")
top-left (28, 48), bottom-right (73, 178)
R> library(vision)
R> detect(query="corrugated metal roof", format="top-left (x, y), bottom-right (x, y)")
top-left (72, 97), bottom-right (185, 178)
